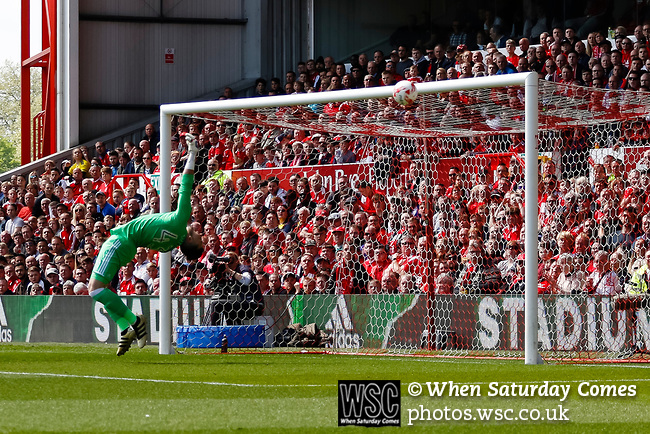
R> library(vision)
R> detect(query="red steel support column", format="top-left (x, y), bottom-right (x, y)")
top-left (20, 0), bottom-right (31, 165)
top-left (20, 0), bottom-right (57, 164)
top-left (46, 0), bottom-right (57, 156)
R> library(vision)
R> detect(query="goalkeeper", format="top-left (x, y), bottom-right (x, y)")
top-left (88, 135), bottom-right (204, 356)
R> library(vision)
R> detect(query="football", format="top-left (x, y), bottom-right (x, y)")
top-left (392, 80), bottom-right (418, 106)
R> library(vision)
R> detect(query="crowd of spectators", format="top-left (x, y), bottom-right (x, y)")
top-left (3, 22), bottom-right (650, 299)
top-left (248, 25), bottom-right (650, 96)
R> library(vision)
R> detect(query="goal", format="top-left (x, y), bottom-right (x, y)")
top-left (156, 73), bottom-right (650, 363)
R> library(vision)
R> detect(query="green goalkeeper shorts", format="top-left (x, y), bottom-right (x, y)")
top-left (91, 235), bottom-right (137, 284)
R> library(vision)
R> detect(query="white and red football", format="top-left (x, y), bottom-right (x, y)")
top-left (392, 80), bottom-right (419, 106)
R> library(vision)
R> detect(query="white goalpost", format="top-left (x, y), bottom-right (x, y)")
top-left (157, 73), bottom-right (542, 363)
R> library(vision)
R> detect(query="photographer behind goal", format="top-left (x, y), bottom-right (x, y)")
top-left (203, 252), bottom-right (264, 325)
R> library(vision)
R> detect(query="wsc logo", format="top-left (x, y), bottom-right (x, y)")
top-left (338, 380), bottom-right (401, 427)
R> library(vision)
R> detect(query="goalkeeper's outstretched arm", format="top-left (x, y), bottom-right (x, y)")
top-left (177, 133), bottom-right (204, 260)
top-left (175, 133), bottom-right (199, 215)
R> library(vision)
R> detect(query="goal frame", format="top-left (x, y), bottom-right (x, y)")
top-left (157, 73), bottom-right (541, 364)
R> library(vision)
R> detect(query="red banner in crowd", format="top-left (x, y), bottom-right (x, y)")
top-left (230, 154), bottom-right (514, 195)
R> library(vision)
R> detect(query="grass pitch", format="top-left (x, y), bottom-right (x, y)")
top-left (1, 343), bottom-right (650, 432)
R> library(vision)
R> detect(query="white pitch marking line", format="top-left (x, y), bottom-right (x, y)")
top-left (0, 371), bottom-right (324, 387)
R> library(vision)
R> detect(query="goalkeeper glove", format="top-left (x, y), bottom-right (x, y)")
top-left (185, 134), bottom-right (199, 154)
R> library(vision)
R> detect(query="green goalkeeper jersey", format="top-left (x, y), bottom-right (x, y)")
top-left (109, 173), bottom-right (193, 252)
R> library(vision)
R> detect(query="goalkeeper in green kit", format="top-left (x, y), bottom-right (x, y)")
top-left (89, 135), bottom-right (204, 356)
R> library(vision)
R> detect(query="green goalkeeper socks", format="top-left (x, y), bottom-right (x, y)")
top-left (91, 288), bottom-right (138, 331)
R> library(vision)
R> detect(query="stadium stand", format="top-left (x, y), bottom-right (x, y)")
top-left (3, 22), bottom-right (650, 308)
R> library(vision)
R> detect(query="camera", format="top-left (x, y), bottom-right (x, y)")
top-left (207, 254), bottom-right (232, 272)
top-left (207, 254), bottom-right (237, 286)
top-left (206, 254), bottom-right (241, 301)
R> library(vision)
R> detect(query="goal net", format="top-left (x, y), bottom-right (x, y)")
top-left (156, 73), bottom-right (650, 363)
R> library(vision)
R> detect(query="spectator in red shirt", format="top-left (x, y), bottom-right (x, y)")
top-left (502, 206), bottom-right (522, 242)
top-left (309, 174), bottom-right (327, 204)
top-left (505, 39), bottom-right (519, 65)
top-left (4, 264), bottom-right (20, 293)
top-left (17, 192), bottom-right (36, 220)
top-left (356, 180), bottom-right (376, 214)
top-left (58, 212), bottom-right (75, 251)
top-left (118, 262), bottom-right (137, 295)
top-left (93, 141), bottom-right (110, 166)
top-left (68, 168), bottom-right (85, 197)
top-left (367, 245), bottom-right (390, 281)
